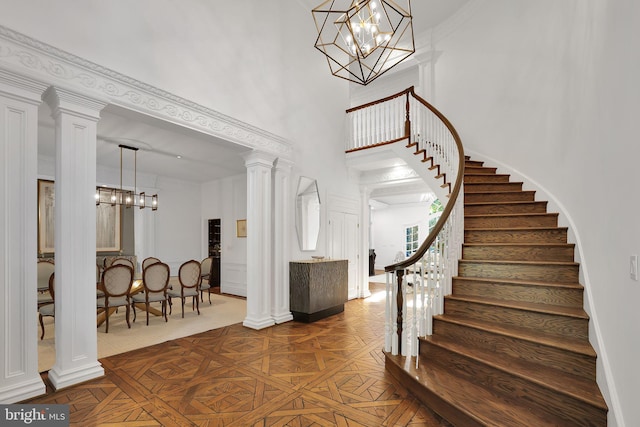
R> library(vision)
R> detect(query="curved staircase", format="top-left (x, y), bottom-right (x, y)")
top-left (385, 157), bottom-right (608, 426)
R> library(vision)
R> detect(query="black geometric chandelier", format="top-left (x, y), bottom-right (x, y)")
top-left (312, 0), bottom-right (415, 85)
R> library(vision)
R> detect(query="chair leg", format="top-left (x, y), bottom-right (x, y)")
top-left (105, 305), bottom-right (109, 334)
top-left (125, 304), bottom-right (131, 329)
top-left (181, 297), bottom-right (185, 318)
top-left (208, 289), bottom-right (211, 304)
top-left (195, 295), bottom-right (200, 315)
top-left (163, 301), bottom-right (168, 322)
top-left (39, 313), bottom-right (45, 340)
top-left (132, 302), bottom-right (137, 322)
top-left (146, 302), bottom-right (150, 326)
top-left (168, 297), bottom-right (172, 315)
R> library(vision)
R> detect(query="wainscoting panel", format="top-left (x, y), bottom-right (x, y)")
top-left (222, 262), bottom-right (247, 297)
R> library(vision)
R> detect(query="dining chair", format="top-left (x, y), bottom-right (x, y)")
top-left (96, 263), bottom-right (105, 298)
top-left (38, 272), bottom-right (55, 340)
top-left (168, 260), bottom-right (201, 318)
top-left (142, 257), bottom-right (161, 271)
top-left (37, 260), bottom-right (55, 308)
top-left (97, 264), bottom-right (134, 333)
top-left (111, 257), bottom-right (135, 270)
top-left (199, 257), bottom-right (213, 304)
top-left (132, 262), bottom-right (170, 325)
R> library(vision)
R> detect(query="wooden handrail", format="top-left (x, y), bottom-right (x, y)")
top-left (384, 88), bottom-right (465, 273)
top-left (345, 87), bottom-right (413, 114)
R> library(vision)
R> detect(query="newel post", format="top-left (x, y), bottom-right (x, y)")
top-left (395, 269), bottom-right (405, 355)
top-left (404, 92), bottom-right (411, 140)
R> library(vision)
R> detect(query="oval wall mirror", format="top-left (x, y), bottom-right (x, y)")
top-left (295, 176), bottom-right (320, 251)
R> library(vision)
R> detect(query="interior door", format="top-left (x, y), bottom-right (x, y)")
top-left (343, 213), bottom-right (359, 299)
top-left (329, 211), bottom-right (359, 299)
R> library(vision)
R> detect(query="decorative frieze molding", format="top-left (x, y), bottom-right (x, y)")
top-left (0, 25), bottom-right (292, 158)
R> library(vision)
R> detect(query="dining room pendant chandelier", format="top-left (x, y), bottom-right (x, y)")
top-left (95, 144), bottom-right (158, 210)
top-left (312, 0), bottom-right (415, 85)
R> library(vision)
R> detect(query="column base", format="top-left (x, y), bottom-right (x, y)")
top-left (48, 362), bottom-right (104, 391)
top-left (243, 316), bottom-right (276, 330)
top-left (272, 312), bottom-right (293, 324)
top-left (0, 377), bottom-right (46, 404)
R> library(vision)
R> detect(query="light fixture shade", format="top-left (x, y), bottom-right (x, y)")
top-left (312, 0), bottom-right (415, 85)
top-left (95, 144), bottom-right (158, 211)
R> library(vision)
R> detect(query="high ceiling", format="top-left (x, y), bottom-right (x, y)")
top-left (37, 103), bottom-right (251, 184)
top-left (37, 0), bottom-right (470, 194)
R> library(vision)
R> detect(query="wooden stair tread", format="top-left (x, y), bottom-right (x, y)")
top-left (464, 190), bottom-right (535, 195)
top-left (423, 336), bottom-right (607, 410)
top-left (465, 225), bottom-right (568, 231)
top-left (436, 314), bottom-right (596, 357)
top-left (464, 200), bottom-right (547, 207)
top-left (459, 258), bottom-right (579, 267)
top-left (464, 173), bottom-right (510, 177)
top-left (385, 352), bottom-right (575, 427)
top-left (465, 212), bottom-right (558, 218)
top-left (463, 242), bottom-right (575, 248)
top-left (446, 294), bottom-right (589, 319)
top-left (465, 181), bottom-right (523, 185)
top-left (453, 275), bottom-right (582, 289)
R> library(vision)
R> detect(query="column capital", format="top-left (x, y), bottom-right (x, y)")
top-left (274, 157), bottom-right (294, 172)
top-left (42, 85), bottom-right (107, 122)
top-left (243, 150), bottom-right (277, 169)
top-left (0, 69), bottom-right (48, 103)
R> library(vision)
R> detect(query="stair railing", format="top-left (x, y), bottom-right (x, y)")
top-left (346, 87), bottom-right (465, 357)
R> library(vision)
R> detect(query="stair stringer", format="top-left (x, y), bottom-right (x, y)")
top-left (388, 140), bottom-right (451, 202)
top-left (464, 149), bottom-right (619, 426)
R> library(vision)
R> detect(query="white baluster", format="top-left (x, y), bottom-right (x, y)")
top-left (410, 264), bottom-right (419, 356)
top-left (384, 271), bottom-right (392, 352)
top-left (390, 271), bottom-right (398, 355)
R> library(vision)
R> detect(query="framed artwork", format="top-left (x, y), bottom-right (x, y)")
top-left (38, 179), bottom-right (121, 254)
top-left (37, 180), bottom-right (56, 254)
top-left (236, 219), bottom-right (247, 238)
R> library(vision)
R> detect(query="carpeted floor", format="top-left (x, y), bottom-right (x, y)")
top-left (37, 292), bottom-right (247, 373)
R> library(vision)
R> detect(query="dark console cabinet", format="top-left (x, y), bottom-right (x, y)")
top-left (289, 259), bottom-right (348, 322)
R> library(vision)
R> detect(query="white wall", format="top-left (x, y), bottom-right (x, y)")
top-left (371, 204), bottom-right (431, 270)
top-left (144, 177), bottom-right (200, 274)
top-left (431, 1), bottom-right (639, 425)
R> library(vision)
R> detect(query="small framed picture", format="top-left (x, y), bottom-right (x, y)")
top-left (236, 219), bottom-right (247, 238)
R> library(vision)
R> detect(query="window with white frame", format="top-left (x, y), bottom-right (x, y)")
top-left (405, 224), bottom-right (419, 258)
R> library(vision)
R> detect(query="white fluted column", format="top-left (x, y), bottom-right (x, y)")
top-left (272, 158), bottom-right (293, 323)
top-left (43, 86), bottom-right (106, 390)
top-left (243, 151), bottom-right (276, 329)
top-left (359, 187), bottom-right (372, 298)
top-left (0, 70), bottom-right (48, 403)
top-left (414, 46), bottom-right (438, 102)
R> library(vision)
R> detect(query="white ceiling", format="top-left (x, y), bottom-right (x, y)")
top-left (38, 103), bottom-right (251, 183)
top-left (37, 0), bottom-right (469, 196)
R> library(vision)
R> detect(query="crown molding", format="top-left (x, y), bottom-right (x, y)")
top-left (0, 25), bottom-right (292, 158)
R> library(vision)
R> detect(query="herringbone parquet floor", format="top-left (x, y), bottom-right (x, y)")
top-left (26, 284), bottom-right (452, 426)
